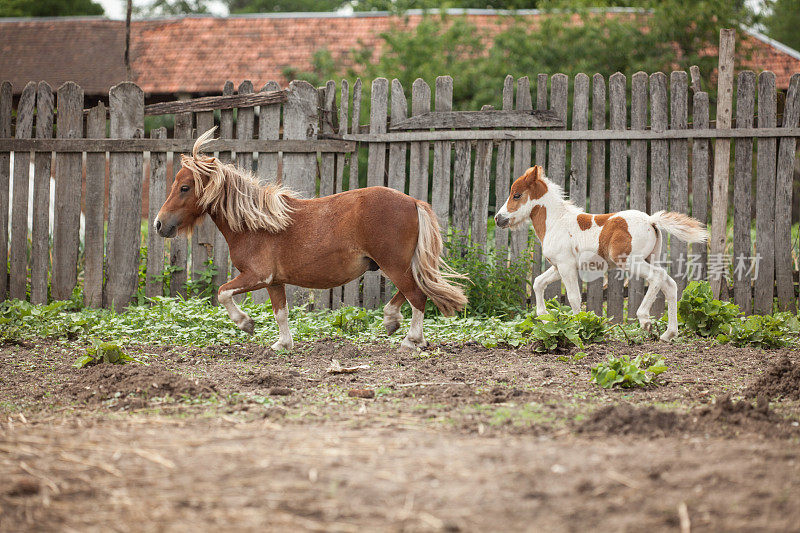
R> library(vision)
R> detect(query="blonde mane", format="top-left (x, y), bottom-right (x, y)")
top-left (182, 127), bottom-right (296, 233)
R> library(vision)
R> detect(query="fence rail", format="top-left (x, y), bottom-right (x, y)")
top-left (1, 66), bottom-right (800, 317)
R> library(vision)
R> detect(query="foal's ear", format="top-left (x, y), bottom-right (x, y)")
top-left (523, 166), bottom-right (542, 182)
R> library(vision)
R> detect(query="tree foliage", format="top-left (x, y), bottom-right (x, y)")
top-left (226, 0), bottom-right (345, 13)
top-left (134, 0), bottom-right (211, 16)
top-left (0, 0), bottom-right (104, 17)
top-left (759, 0), bottom-right (800, 52)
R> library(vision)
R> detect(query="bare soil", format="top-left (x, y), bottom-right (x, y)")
top-left (1, 337), bottom-right (799, 531)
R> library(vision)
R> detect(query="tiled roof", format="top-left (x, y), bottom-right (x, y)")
top-left (0, 18), bottom-right (127, 95)
top-left (1, 11), bottom-right (799, 96)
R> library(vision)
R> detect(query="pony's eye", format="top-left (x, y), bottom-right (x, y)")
top-left (180, 185), bottom-right (191, 192)
top-left (513, 193), bottom-right (522, 200)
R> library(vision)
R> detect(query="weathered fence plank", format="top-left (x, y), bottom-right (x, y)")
top-left (0, 138), bottom-right (353, 153)
top-left (332, 79), bottom-right (349, 310)
top-left (710, 29), bottom-right (735, 299)
top-left (607, 72), bottom-right (627, 322)
top-left (106, 82), bottom-right (144, 312)
top-left (364, 77), bottom-right (388, 309)
top-left (587, 74), bottom-right (606, 315)
top-left (0, 82), bottom-right (11, 299)
top-left (8, 82), bottom-right (33, 298)
top-left (343, 79), bottom-right (362, 307)
top-left (30, 82), bottom-right (54, 305)
top-left (388, 79), bottom-right (408, 193)
top-left (9, 82), bottom-right (35, 300)
top-left (83, 103), bottom-right (106, 307)
top-left (570, 73), bottom-right (589, 211)
top-left (452, 132), bottom-right (472, 244)
top-left (257, 81), bottom-right (282, 184)
top-left (52, 82), bottom-right (84, 301)
top-left (409, 78), bottom-right (431, 202)
top-left (545, 73), bottom-right (568, 302)
top-left (669, 71), bottom-right (689, 296)
top-left (146, 127), bottom-right (167, 300)
top-left (144, 89), bottom-right (287, 116)
top-left (213, 81), bottom-right (234, 298)
top-left (494, 76), bottom-right (513, 255)
top-left (754, 72), bottom-right (777, 315)
top-left (234, 80), bottom-right (255, 297)
top-left (193, 110), bottom-right (217, 300)
top-left (511, 77), bottom-right (532, 264)
top-left (733, 71), bottom-right (755, 315)
top-left (650, 72), bottom-right (669, 315)
top-left (315, 81), bottom-right (337, 309)
top-left (628, 71), bottom-right (648, 317)
top-left (531, 73), bottom-right (548, 292)
top-left (775, 73), bottom-right (800, 312)
top-left (472, 105), bottom-right (493, 250)
top-left (390, 109), bottom-right (561, 130)
top-left (432, 76), bottom-right (453, 228)
top-left (691, 91), bottom-right (710, 285)
top-left (283, 80), bottom-right (319, 306)
top-left (169, 112), bottom-right (191, 299)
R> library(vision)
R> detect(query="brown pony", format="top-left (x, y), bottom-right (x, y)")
top-left (154, 128), bottom-right (467, 350)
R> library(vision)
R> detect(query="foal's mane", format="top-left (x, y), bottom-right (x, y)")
top-left (182, 127), bottom-right (296, 233)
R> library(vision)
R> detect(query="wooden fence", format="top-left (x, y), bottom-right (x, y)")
top-left (2, 67), bottom-right (800, 318)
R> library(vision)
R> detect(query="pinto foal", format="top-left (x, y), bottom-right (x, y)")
top-left (154, 128), bottom-right (467, 351)
top-left (495, 166), bottom-right (708, 341)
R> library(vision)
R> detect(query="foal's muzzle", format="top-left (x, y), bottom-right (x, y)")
top-left (495, 213), bottom-right (510, 228)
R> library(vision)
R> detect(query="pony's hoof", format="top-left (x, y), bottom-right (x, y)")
top-left (639, 319), bottom-right (652, 333)
top-left (400, 338), bottom-right (428, 351)
top-left (240, 317), bottom-right (255, 335)
top-left (384, 320), bottom-right (401, 336)
top-left (271, 339), bottom-right (293, 351)
top-left (660, 329), bottom-right (678, 342)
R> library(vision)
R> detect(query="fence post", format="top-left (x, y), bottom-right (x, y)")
top-left (9, 82), bottom-right (35, 300)
top-left (733, 71), bottom-right (755, 314)
top-left (52, 82), bottom-right (84, 301)
top-left (30, 82), bottom-right (54, 305)
top-left (214, 81), bottom-right (234, 298)
top-left (409, 78), bottom-right (430, 202)
top-left (106, 82), bottom-right (144, 312)
top-left (587, 74), bottom-right (606, 315)
top-left (649, 72), bottom-right (669, 316)
top-left (691, 90), bottom-right (710, 287)
top-left (775, 73), bottom-right (800, 312)
top-left (669, 71), bottom-right (689, 297)
top-left (283, 80), bottom-right (319, 306)
top-left (494, 76), bottom-right (513, 256)
top-left (432, 76), bottom-right (453, 229)
top-left (754, 71), bottom-right (777, 315)
top-left (343, 79), bottom-right (362, 307)
top-left (315, 81), bottom-right (337, 309)
top-left (629, 72), bottom-right (648, 317)
top-left (195, 109), bottom-right (217, 302)
top-left (710, 28), bottom-right (735, 299)
top-left (0, 82), bottom-right (11, 300)
top-left (146, 127), bottom-right (167, 300)
top-left (83, 102), bottom-right (107, 308)
top-left (331, 79), bottom-right (350, 310)
top-left (607, 72), bottom-right (627, 322)
top-left (511, 76), bottom-right (532, 267)
top-left (472, 105), bottom-right (493, 251)
top-left (169, 112), bottom-right (191, 298)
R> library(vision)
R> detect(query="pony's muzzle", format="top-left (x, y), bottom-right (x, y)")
top-left (153, 217), bottom-right (177, 238)
top-left (495, 213), bottom-right (510, 228)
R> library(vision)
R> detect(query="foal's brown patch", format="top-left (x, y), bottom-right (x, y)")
top-left (531, 205), bottom-right (547, 240)
top-left (598, 216), bottom-right (632, 266)
top-left (577, 214), bottom-right (592, 231)
top-left (506, 166), bottom-right (548, 214)
top-left (593, 213), bottom-right (615, 226)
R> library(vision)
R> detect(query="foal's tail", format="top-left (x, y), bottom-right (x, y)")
top-left (649, 211), bottom-right (709, 243)
top-left (411, 203), bottom-right (468, 316)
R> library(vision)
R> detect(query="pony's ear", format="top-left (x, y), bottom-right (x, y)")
top-left (522, 166), bottom-right (540, 182)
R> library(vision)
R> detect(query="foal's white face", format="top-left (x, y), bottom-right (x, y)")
top-left (495, 166), bottom-right (549, 229)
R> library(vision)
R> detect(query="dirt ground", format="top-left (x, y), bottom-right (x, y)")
top-left (1, 336), bottom-right (799, 532)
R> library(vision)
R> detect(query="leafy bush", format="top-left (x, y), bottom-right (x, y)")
top-left (442, 235), bottom-right (533, 317)
top-left (717, 313), bottom-right (800, 349)
top-left (329, 306), bottom-right (373, 333)
top-left (678, 281), bottom-right (741, 336)
top-left (590, 354), bottom-right (668, 389)
top-left (515, 302), bottom-right (607, 352)
top-left (73, 339), bottom-right (139, 368)
top-left (0, 299), bottom-right (94, 342)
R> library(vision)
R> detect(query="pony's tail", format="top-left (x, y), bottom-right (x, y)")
top-left (411, 202), bottom-right (468, 317)
top-left (649, 211), bottom-right (709, 244)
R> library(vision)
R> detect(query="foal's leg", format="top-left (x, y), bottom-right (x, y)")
top-left (560, 263), bottom-right (582, 314)
top-left (218, 273), bottom-right (267, 334)
top-left (628, 257), bottom-right (678, 341)
top-left (266, 284), bottom-right (293, 351)
top-left (533, 266), bottom-right (561, 316)
top-left (383, 291), bottom-right (406, 335)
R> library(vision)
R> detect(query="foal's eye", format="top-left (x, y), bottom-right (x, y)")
top-left (180, 185), bottom-right (191, 192)
top-left (513, 193), bottom-right (522, 200)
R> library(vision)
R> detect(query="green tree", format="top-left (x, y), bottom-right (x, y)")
top-left (226, 0), bottom-right (346, 13)
top-left (0, 0), bottom-right (104, 17)
top-left (760, 0), bottom-right (800, 51)
top-left (134, 0), bottom-right (210, 16)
